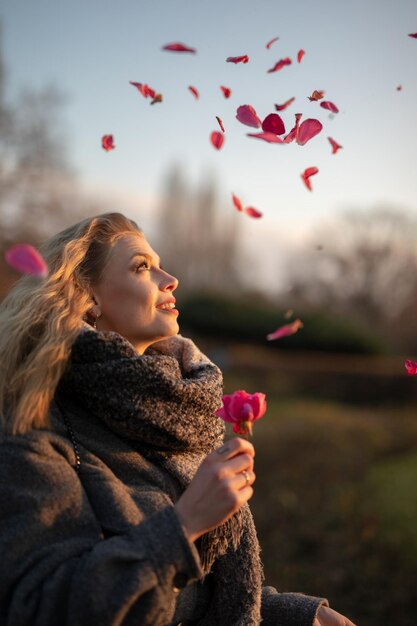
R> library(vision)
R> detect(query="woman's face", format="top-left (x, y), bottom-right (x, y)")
top-left (91, 233), bottom-right (179, 353)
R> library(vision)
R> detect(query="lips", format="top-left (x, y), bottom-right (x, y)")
top-left (156, 298), bottom-right (177, 311)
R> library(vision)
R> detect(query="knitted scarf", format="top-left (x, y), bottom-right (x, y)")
top-left (60, 326), bottom-right (263, 626)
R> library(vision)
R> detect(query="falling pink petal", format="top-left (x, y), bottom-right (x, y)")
top-left (266, 36), bottom-right (279, 49)
top-left (408, 33), bottom-right (417, 38)
top-left (247, 132), bottom-right (284, 143)
top-left (188, 85), bottom-right (199, 99)
top-left (216, 116), bottom-right (225, 133)
top-left (162, 42), bottom-right (196, 53)
top-left (5, 244), bottom-right (49, 278)
top-left (266, 319), bottom-right (303, 341)
top-left (101, 135), bottom-right (115, 151)
top-left (284, 113), bottom-right (302, 143)
top-left (275, 97), bottom-right (295, 111)
top-left (267, 57), bottom-right (292, 73)
top-left (210, 131), bottom-right (224, 150)
top-left (226, 55), bottom-right (249, 64)
top-left (236, 104), bottom-right (262, 128)
top-left (320, 100), bottom-right (339, 113)
top-left (297, 118), bottom-right (323, 145)
top-left (308, 90), bottom-right (325, 101)
top-left (405, 359), bottom-right (417, 375)
top-left (262, 113), bottom-right (285, 135)
top-left (232, 193), bottom-right (244, 212)
top-left (297, 49), bottom-right (305, 63)
top-left (301, 167), bottom-right (319, 191)
top-left (245, 207), bottom-right (263, 219)
top-left (328, 137), bottom-right (343, 154)
top-left (397, 85), bottom-right (403, 91)
top-left (220, 85), bottom-right (232, 98)
top-left (129, 82), bottom-right (156, 98)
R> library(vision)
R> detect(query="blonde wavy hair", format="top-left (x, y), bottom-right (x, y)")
top-left (0, 212), bottom-right (142, 435)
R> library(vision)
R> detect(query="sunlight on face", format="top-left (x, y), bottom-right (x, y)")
top-left (92, 233), bottom-right (179, 353)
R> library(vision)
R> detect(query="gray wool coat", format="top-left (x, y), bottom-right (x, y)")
top-left (0, 396), bottom-right (328, 626)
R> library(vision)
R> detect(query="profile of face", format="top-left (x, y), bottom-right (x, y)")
top-left (90, 233), bottom-right (179, 354)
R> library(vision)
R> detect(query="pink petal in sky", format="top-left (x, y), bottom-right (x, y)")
top-left (162, 42), bottom-right (196, 53)
top-left (220, 85), bottom-right (232, 98)
top-left (236, 104), bottom-right (262, 128)
top-left (297, 118), bottom-right (323, 145)
top-left (328, 137), bottom-right (343, 154)
top-left (301, 167), bottom-right (319, 191)
top-left (267, 57), bottom-right (292, 73)
top-left (129, 82), bottom-right (156, 98)
top-left (275, 97), bottom-right (295, 111)
top-left (216, 116), bottom-right (225, 133)
top-left (232, 193), bottom-right (244, 212)
top-left (245, 207), bottom-right (263, 219)
top-left (188, 85), bottom-right (199, 99)
top-left (262, 113), bottom-right (285, 135)
top-left (266, 36), bottom-right (279, 49)
top-left (226, 55), bottom-right (249, 64)
top-left (408, 33), bottom-right (417, 38)
top-left (101, 135), bottom-right (115, 151)
top-left (5, 244), bottom-right (49, 278)
top-left (210, 131), bottom-right (224, 150)
top-left (320, 100), bottom-right (339, 113)
top-left (266, 319), bottom-right (303, 341)
top-left (247, 132), bottom-right (284, 143)
top-left (297, 49), bottom-right (305, 63)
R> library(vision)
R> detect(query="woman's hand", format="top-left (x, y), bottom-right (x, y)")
top-left (314, 606), bottom-right (357, 626)
top-left (174, 437), bottom-right (255, 543)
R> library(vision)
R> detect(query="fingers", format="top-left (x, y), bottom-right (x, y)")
top-left (215, 437), bottom-right (255, 461)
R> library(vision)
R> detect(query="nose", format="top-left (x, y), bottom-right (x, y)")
top-left (160, 270), bottom-right (179, 292)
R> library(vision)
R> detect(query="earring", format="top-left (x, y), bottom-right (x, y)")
top-left (93, 313), bottom-right (101, 330)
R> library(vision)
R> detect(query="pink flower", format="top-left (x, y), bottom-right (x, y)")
top-left (216, 390), bottom-right (267, 436)
top-left (405, 360), bottom-right (417, 375)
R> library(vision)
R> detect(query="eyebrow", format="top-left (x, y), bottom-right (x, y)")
top-left (130, 252), bottom-right (162, 267)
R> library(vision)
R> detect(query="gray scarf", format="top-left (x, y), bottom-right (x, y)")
top-left (60, 327), bottom-right (263, 626)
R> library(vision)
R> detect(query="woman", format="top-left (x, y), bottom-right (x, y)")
top-left (0, 213), bottom-right (356, 625)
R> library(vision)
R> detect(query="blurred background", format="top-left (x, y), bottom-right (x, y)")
top-left (1, 0), bottom-right (417, 623)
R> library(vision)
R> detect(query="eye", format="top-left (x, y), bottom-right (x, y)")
top-left (134, 260), bottom-right (150, 272)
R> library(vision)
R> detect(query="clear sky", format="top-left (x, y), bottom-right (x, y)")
top-left (1, 0), bottom-right (417, 278)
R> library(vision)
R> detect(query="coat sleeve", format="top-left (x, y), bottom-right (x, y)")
top-left (261, 585), bottom-right (329, 626)
top-left (0, 432), bottom-right (203, 626)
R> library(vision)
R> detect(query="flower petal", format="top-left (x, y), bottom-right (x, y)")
top-left (320, 100), bottom-right (339, 113)
top-left (267, 57), bottom-right (292, 73)
top-left (216, 116), bottom-right (225, 133)
top-left (284, 113), bottom-right (302, 143)
top-left (396, 85), bottom-right (403, 91)
top-left (236, 104), bottom-right (262, 128)
top-left (232, 193), bottom-right (244, 212)
top-left (245, 207), bottom-right (263, 219)
top-left (5, 244), bottom-right (49, 278)
top-left (150, 93), bottom-right (163, 105)
top-left (226, 55), bottom-right (249, 64)
top-left (247, 132), bottom-right (284, 143)
top-left (101, 135), bottom-right (115, 151)
top-left (405, 359), bottom-right (417, 375)
top-left (266, 319), bottom-right (303, 340)
top-left (297, 49), bottom-right (305, 63)
top-left (275, 97), bottom-right (295, 111)
top-left (308, 90), bottom-right (325, 101)
top-left (210, 131), bottom-right (224, 150)
top-left (188, 85), bottom-right (199, 99)
top-left (328, 136), bottom-right (343, 154)
top-left (129, 82), bottom-right (156, 98)
top-left (249, 393), bottom-right (267, 420)
top-left (162, 42), bottom-right (196, 53)
top-left (408, 33), bottom-right (417, 38)
top-left (301, 167), bottom-right (319, 191)
top-left (297, 118), bottom-right (323, 145)
top-left (266, 36), bottom-right (279, 49)
top-left (262, 113), bottom-right (285, 135)
top-left (220, 85), bottom-right (232, 98)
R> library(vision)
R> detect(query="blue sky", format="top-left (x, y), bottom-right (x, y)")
top-left (1, 0), bottom-right (417, 273)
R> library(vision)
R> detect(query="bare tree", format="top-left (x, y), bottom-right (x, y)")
top-left (155, 164), bottom-right (243, 294)
top-left (285, 208), bottom-right (417, 328)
